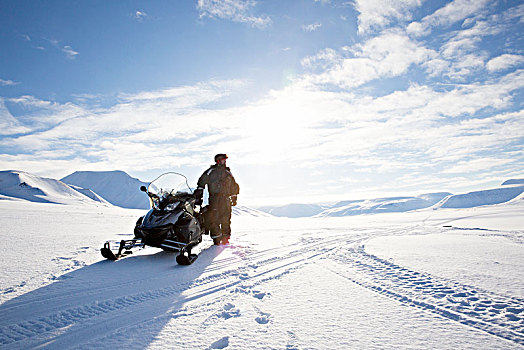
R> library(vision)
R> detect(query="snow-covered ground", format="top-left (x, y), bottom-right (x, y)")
top-left (1, 198), bottom-right (523, 349)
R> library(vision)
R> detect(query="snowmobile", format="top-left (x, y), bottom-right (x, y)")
top-left (100, 172), bottom-right (209, 265)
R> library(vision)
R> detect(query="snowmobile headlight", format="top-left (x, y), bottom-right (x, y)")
top-left (165, 201), bottom-right (180, 211)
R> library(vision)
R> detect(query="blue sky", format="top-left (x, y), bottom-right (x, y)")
top-left (1, 0), bottom-right (523, 205)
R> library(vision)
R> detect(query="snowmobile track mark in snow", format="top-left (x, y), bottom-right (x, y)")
top-left (0, 236), bottom-right (340, 348)
top-left (325, 245), bottom-right (524, 346)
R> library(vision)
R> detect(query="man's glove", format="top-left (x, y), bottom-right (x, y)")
top-left (194, 188), bottom-right (204, 205)
top-left (230, 195), bottom-right (237, 206)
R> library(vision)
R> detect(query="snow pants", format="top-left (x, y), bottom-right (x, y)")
top-left (208, 194), bottom-right (232, 238)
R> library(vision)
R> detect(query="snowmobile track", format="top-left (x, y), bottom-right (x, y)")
top-left (0, 236), bottom-right (340, 348)
top-left (325, 245), bottom-right (524, 346)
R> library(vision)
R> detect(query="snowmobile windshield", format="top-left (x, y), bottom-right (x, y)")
top-left (147, 173), bottom-right (193, 210)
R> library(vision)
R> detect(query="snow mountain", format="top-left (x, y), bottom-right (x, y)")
top-left (316, 192), bottom-right (452, 217)
top-left (257, 203), bottom-right (328, 218)
top-left (61, 170), bottom-right (149, 209)
top-left (232, 205), bottom-right (273, 217)
top-left (258, 179), bottom-right (524, 217)
top-left (434, 181), bottom-right (524, 209)
top-left (0, 170), bottom-right (110, 206)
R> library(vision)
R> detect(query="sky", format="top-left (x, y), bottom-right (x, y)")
top-left (1, 0), bottom-right (523, 206)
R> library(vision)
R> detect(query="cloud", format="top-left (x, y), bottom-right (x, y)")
top-left (134, 10), bottom-right (148, 21)
top-left (442, 158), bottom-right (514, 174)
top-left (301, 48), bottom-right (340, 70)
top-left (197, 0), bottom-right (271, 28)
top-left (2, 2), bottom-right (523, 203)
top-left (0, 100), bottom-right (31, 135)
top-left (407, 0), bottom-right (492, 36)
top-left (417, 5), bottom-right (524, 80)
top-left (62, 45), bottom-right (79, 59)
top-left (354, 0), bottom-right (422, 34)
top-left (42, 38), bottom-right (79, 59)
top-left (301, 31), bottom-right (436, 88)
top-left (0, 78), bottom-right (20, 86)
top-left (4, 69), bottom-right (522, 169)
top-left (302, 22), bottom-right (322, 32)
top-left (487, 54), bottom-right (524, 72)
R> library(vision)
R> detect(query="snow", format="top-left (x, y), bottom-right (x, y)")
top-left (316, 192), bottom-right (451, 217)
top-left (1, 196), bottom-right (523, 349)
top-left (257, 203), bottom-right (327, 217)
top-left (502, 179), bottom-right (524, 186)
top-left (61, 170), bottom-right (150, 209)
top-left (69, 184), bottom-right (111, 204)
top-left (0, 170), bottom-right (109, 206)
top-left (258, 181), bottom-right (524, 218)
top-left (232, 206), bottom-right (272, 217)
top-left (435, 185), bottom-right (524, 209)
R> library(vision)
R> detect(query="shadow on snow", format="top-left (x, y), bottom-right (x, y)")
top-left (0, 245), bottom-right (225, 349)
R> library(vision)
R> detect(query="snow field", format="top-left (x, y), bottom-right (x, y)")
top-left (0, 201), bottom-right (523, 348)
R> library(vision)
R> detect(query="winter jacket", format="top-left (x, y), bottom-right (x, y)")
top-left (197, 164), bottom-right (239, 197)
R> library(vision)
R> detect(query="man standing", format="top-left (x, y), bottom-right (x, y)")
top-left (195, 154), bottom-right (239, 245)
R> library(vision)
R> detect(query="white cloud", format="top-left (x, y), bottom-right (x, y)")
top-left (2, 2), bottom-right (524, 203)
top-left (302, 22), bottom-right (322, 32)
top-left (421, 7), bottom-right (522, 80)
top-left (442, 158), bottom-right (514, 174)
top-left (134, 10), bottom-right (148, 21)
top-left (0, 78), bottom-right (19, 86)
top-left (0, 100), bottom-right (31, 135)
top-left (62, 45), bottom-right (79, 59)
top-left (407, 0), bottom-right (491, 36)
top-left (487, 54), bottom-right (524, 72)
top-left (354, 0), bottom-right (422, 34)
top-left (301, 48), bottom-right (340, 69)
top-left (301, 31), bottom-right (436, 89)
top-left (2, 69), bottom-right (523, 203)
top-left (197, 0), bottom-right (271, 28)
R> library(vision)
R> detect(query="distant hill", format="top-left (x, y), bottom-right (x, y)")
top-left (316, 193), bottom-right (451, 217)
top-left (502, 179), bottom-right (524, 186)
top-left (232, 206), bottom-right (273, 217)
top-left (0, 170), bottom-right (110, 206)
top-left (68, 185), bottom-right (111, 205)
top-left (256, 179), bottom-right (524, 217)
top-left (257, 203), bottom-right (328, 218)
top-left (434, 185), bottom-right (524, 209)
top-left (61, 171), bottom-right (149, 209)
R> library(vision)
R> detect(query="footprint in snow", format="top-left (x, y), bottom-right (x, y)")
top-left (252, 291), bottom-right (270, 300)
top-left (255, 311), bottom-right (271, 324)
top-left (209, 336), bottom-right (229, 349)
top-left (218, 303), bottom-right (240, 320)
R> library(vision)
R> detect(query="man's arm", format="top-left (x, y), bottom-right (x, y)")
top-left (195, 168), bottom-right (213, 205)
top-left (197, 168), bottom-right (212, 189)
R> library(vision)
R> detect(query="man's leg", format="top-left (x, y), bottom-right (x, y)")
top-left (219, 196), bottom-right (232, 244)
top-left (208, 196), bottom-right (221, 240)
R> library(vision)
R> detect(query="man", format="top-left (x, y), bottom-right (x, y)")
top-left (195, 154), bottom-right (239, 245)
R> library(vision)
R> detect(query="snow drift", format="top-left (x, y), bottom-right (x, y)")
top-left (61, 171), bottom-right (149, 209)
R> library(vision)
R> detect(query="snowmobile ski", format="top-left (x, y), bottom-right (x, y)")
top-left (100, 239), bottom-right (144, 260)
top-left (176, 253), bottom-right (198, 265)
